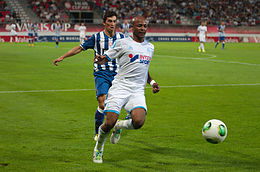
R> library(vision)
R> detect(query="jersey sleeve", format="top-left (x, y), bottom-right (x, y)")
top-left (104, 39), bottom-right (123, 61)
top-left (80, 34), bottom-right (95, 50)
top-left (197, 26), bottom-right (200, 32)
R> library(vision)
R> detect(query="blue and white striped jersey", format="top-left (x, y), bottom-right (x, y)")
top-left (80, 31), bottom-right (124, 74)
top-left (27, 23), bottom-right (34, 34)
top-left (218, 25), bottom-right (225, 37)
top-left (54, 24), bottom-right (62, 36)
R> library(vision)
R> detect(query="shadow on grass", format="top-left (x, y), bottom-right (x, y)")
top-left (105, 139), bottom-right (260, 171)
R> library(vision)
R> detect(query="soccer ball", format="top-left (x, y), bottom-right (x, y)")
top-left (202, 119), bottom-right (227, 144)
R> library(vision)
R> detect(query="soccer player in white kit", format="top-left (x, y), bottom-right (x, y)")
top-left (93, 15), bottom-right (160, 163)
top-left (78, 23), bottom-right (86, 44)
top-left (10, 22), bottom-right (18, 43)
top-left (196, 21), bottom-right (207, 52)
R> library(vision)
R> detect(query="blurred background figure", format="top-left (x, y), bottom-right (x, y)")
top-left (27, 20), bottom-right (34, 46)
top-left (215, 21), bottom-right (226, 50)
top-left (78, 22), bottom-right (86, 44)
top-left (119, 19), bottom-right (131, 37)
top-left (34, 22), bottom-right (39, 43)
top-left (54, 20), bottom-right (62, 48)
top-left (10, 21), bottom-right (18, 43)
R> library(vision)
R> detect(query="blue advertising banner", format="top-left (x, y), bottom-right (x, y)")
top-left (38, 36), bottom-right (192, 42)
top-left (38, 36), bottom-right (80, 42)
top-left (145, 36), bottom-right (192, 42)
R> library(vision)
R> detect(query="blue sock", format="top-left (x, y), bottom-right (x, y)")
top-left (215, 41), bottom-right (219, 48)
top-left (95, 108), bottom-right (104, 135)
top-left (222, 42), bottom-right (225, 49)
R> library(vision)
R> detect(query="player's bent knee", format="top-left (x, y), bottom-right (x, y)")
top-left (132, 119), bottom-right (145, 129)
top-left (97, 94), bottom-right (106, 110)
top-left (98, 102), bottom-right (105, 110)
top-left (103, 112), bottom-right (118, 131)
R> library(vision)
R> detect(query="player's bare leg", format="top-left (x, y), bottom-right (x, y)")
top-left (94, 94), bottom-right (106, 141)
top-left (110, 108), bottom-right (146, 144)
top-left (93, 112), bottom-right (118, 163)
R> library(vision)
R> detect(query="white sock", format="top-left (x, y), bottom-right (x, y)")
top-left (117, 119), bottom-right (134, 130)
top-left (97, 106), bottom-right (103, 113)
top-left (201, 43), bottom-right (205, 50)
top-left (15, 36), bottom-right (18, 42)
top-left (95, 127), bottom-right (109, 151)
top-left (10, 36), bottom-right (13, 42)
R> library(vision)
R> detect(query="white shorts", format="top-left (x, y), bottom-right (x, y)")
top-left (80, 33), bottom-right (85, 39)
top-left (199, 35), bottom-right (206, 42)
top-left (104, 83), bottom-right (147, 115)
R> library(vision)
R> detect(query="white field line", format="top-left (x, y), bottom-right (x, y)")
top-left (156, 54), bottom-right (260, 66)
top-left (0, 83), bottom-right (260, 94)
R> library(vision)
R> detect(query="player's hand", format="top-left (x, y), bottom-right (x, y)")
top-left (53, 57), bottom-right (63, 66)
top-left (94, 55), bottom-right (108, 65)
top-left (152, 82), bottom-right (160, 94)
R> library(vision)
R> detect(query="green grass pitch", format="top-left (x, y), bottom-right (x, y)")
top-left (0, 42), bottom-right (260, 171)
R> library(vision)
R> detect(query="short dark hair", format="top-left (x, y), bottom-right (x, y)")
top-left (103, 10), bottom-right (117, 22)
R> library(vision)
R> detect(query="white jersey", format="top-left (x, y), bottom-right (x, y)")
top-left (104, 37), bottom-right (154, 90)
top-left (79, 26), bottom-right (86, 35)
top-left (197, 25), bottom-right (207, 37)
top-left (197, 25), bottom-right (207, 42)
top-left (11, 24), bottom-right (16, 32)
top-left (10, 24), bottom-right (17, 35)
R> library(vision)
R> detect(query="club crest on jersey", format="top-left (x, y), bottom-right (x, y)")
top-left (129, 54), bottom-right (151, 64)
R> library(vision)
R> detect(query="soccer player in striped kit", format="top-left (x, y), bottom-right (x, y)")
top-left (27, 20), bottom-right (34, 46)
top-left (54, 21), bottom-right (62, 48)
top-left (53, 11), bottom-right (124, 141)
top-left (215, 21), bottom-right (226, 50)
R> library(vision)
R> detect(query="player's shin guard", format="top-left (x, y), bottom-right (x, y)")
top-left (95, 107), bottom-right (104, 134)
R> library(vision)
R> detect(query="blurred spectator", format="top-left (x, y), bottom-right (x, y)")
top-left (28, 0), bottom-right (66, 23)
top-left (179, 0), bottom-right (259, 26)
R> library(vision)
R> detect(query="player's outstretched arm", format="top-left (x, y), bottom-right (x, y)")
top-left (53, 45), bottom-right (83, 66)
top-left (147, 71), bottom-right (160, 94)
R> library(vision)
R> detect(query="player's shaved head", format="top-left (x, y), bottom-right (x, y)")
top-left (132, 15), bottom-right (148, 43)
top-left (132, 16), bottom-right (147, 26)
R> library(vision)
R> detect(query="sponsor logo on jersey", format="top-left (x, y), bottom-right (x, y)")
top-left (129, 54), bottom-right (151, 64)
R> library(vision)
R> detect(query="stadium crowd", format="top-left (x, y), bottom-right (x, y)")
top-left (28, 0), bottom-right (69, 23)
top-left (26, 0), bottom-right (259, 26)
top-left (97, 0), bottom-right (259, 26)
top-left (96, 0), bottom-right (180, 24)
top-left (0, 0), bottom-right (19, 23)
top-left (178, 0), bottom-right (259, 26)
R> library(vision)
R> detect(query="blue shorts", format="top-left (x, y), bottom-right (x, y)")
top-left (219, 36), bottom-right (225, 41)
top-left (34, 32), bottom-right (38, 37)
top-left (28, 33), bottom-right (33, 37)
top-left (94, 71), bottom-right (116, 98)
